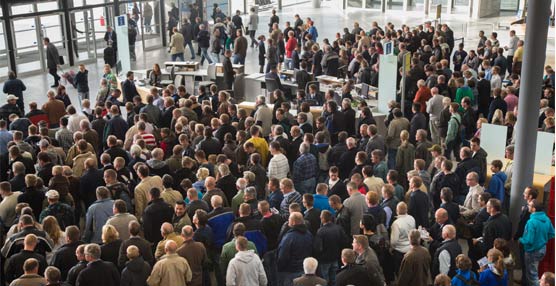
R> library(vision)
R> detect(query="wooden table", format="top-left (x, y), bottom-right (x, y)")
top-left (117, 79), bottom-right (161, 104)
top-left (486, 165), bottom-right (554, 202)
top-left (215, 63), bottom-right (244, 75)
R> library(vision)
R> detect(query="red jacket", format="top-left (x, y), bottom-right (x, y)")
top-left (414, 86), bottom-right (432, 113)
top-left (286, 38), bottom-right (297, 58)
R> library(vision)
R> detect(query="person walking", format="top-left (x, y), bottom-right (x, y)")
top-left (169, 27), bottom-right (185, 61)
top-left (44, 37), bottom-right (61, 88)
top-left (248, 7), bottom-right (259, 48)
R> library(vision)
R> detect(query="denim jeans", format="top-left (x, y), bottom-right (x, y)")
top-left (295, 177), bottom-right (316, 194)
top-left (171, 53), bottom-right (184, 61)
top-left (319, 261), bottom-right (338, 285)
top-left (232, 54), bottom-right (245, 65)
top-left (387, 148), bottom-right (397, 170)
top-left (277, 271), bottom-right (303, 286)
top-left (144, 17), bottom-right (152, 32)
top-left (284, 57), bottom-right (293, 70)
top-left (525, 246), bottom-right (546, 286)
top-left (200, 47), bottom-right (213, 65)
top-left (211, 52), bottom-right (220, 63)
top-left (185, 41), bottom-right (195, 59)
top-left (77, 92), bottom-right (89, 111)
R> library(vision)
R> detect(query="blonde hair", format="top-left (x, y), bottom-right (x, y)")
top-left (491, 109), bottom-right (504, 125)
top-left (487, 248), bottom-right (505, 276)
top-left (42, 216), bottom-right (62, 245)
top-left (102, 224), bottom-right (120, 244)
top-left (196, 167), bottom-right (209, 181)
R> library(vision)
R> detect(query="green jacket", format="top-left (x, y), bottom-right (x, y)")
top-left (220, 238), bottom-right (257, 275)
top-left (445, 113), bottom-right (461, 145)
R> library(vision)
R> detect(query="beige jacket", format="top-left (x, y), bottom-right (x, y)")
top-left (66, 142), bottom-right (95, 165)
top-left (155, 233), bottom-right (185, 260)
top-left (169, 32), bottom-right (185, 54)
top-left (147, 253), bottom-right (192, 286)
top-left (161, 188), bottom-right (184, 207)
top-left (134, 176), bottom-right (163, 218)
top-left (72, 151), bottom-right (98, 177)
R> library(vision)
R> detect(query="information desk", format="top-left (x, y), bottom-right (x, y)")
top-left (164, 61), bottom-right (200, 71)
top-left (486, 165), bottom-right (554, 203)
top-left (316, 75), bottom-right (346, 86)
top-left (117, 79), bottom-right (161, 104)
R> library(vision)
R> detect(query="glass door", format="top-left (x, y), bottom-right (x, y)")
top-left (139, 1), bottom-right (164, 50)
top-left (71, 9), bottom-right (97, 62)
top-left (11, 17), bottom-right (44, 73)
top-left (0, 21), bottom-right (9, 76)
top-left (92, 6), bottom-right (111, 55)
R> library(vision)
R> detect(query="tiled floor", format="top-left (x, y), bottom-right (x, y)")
top-left (1, 1), bottom-right (554, 110)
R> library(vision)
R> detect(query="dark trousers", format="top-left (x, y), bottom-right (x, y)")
top-left (392, 249), bottom-right (405, 278)
top-left (507, 55), bottom-right (514, 76)
top-left (49, 67), bottom-right (60, 86)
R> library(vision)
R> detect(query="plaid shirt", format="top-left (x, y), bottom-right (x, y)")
top-left (292, 153), bottom-right (317, 183)
top-left (55, 127), bottom-right (74, 153)
top-left (268, 153), bottom-right (289, 180)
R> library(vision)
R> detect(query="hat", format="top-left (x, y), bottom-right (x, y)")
top-left (428, 144), bottom-right (442, 153)
top-left (6, 94), bottom-right (18, 101)
top-left (45, 190), bottom-right (60, 199)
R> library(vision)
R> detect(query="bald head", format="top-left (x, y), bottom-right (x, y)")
top-left (165, 240), bottom-right (178, 254)
top-left (435, 208), bottom-right (449, 224)
top-left (161, 222), bottom-right (173, 236)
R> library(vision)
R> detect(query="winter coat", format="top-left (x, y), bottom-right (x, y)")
top-left (276, 223), bottom-right (313, 273)
top-left (121, 257), bottom-right (152, 286)
top-left (147, 253), bottom-right (192, 286)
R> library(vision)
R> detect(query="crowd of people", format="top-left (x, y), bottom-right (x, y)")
top-left (0, 4), bottom-right (555, 286)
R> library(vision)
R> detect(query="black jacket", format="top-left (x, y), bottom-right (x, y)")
top-left (261, 213), bottom-right (283, 251)
top-left (118, 236), bottom-right (155, 268)
top-left (342, 108), bottom-right (356, 136)
top-left (142, 198), bottom-right (174, 243)
top-left (408, 189), bottom-right (430, 228)
top-left (101, 239), bottom-right (123, 267)
top-left (216, 174), bottom-right (237, 204)
top-left (120, 257), bottom-right (151, 286)
top-left (51, 241), bottom-right (85, 281)
top-left (454, 158), bottom-right (481, 196)
top-left (335, 206), bottom-right (351, 236)
top-left (80, 168), bottom-right (105, 208)
top-left (304, 208), bottom-right (322, 236)
top-left (76, 260), bottom-right (120, 286)
top-left (199, 137), bottom-right (222, 156)
top-left (313, 222), bottom-right (350, 263)
top-left (481, 213), bottom-right (512, 253)
top-left (5, 250), bottom-right (48, 283)
top-left (336, 263), bottom-right (378, 286)
top-left (66, 261), bottom-right (87, 286)
top-left (122, 79), bottom-right (139, 103)
top-left (329, 180), bottom-right (348, 201)
top-left (338, 147), bottom-right (358, 180)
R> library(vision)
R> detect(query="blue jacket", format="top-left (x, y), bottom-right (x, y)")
top-left (487, 172), bottom-right (507, 203)
top-left (479, 268), bottom-right (508, 286)
top-left (313, 194), bottom-right (335, 215)
top-left (520, 211), bottom-right (555, 252)
top-left (308, 26), bottom-right (318, 42)
top-left (277, 223), bottom-right (313, 273)
top-left (83, 199), bottom-right (114, 243)
top-left (207, 209), bottom-right (235, 248)
top-left (451, 269), bottom-right (478, 286)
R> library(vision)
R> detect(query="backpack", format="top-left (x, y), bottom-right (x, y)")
top-left (454, 273), bottom-right (480, 286)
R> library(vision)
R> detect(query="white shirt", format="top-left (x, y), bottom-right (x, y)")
top-left (68, 113), bottom-right (89, 133)
top-left (390, 214), bottom-right (416, 253)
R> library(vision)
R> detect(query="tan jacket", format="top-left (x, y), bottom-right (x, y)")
top-left (155, 233), bottom-right (185, 260)
top-left (134, 176), bottom-right (163, 217)
top-left (8, 274), bottom-right (47, 286)
top-left (66, 142), bottom-right (95, 165)
top-left (147, 253), bottom-right (192, 286)
top-left (386, 117), bottom-right (410, 149)
top-left (72, 151), bottom-right (98, 177)
top-left (161, 188), bottom-right (184, 207)
top-left (169, 32), bottom-right (185, 54)
top-left (42, 99), bottom-right (66, 125)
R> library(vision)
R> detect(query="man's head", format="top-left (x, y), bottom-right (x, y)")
top-left (164, 240), bottom-right (178, 255)
top-left (288, 212), bottom-right (304, 227)
top-left (523, 187), bottom-right (539, 202)
top-left (84, 243), bottom-right (101, 262)
top-left (341, 248), bottom-right (356, 266)
top-left (540, 272), bottom-right (555, 286)
top-left (441, 225), bottom-right (456, 241)
top-left (486, 198), bottom-right (502, 216)
top-left (434, 208), bottom-right (449, 225)
top-left (466, 172), bottom-right (479, 187)
top-left (23, 258), bottom-right (40, 275)
top-left (303, 257), bottom-right (319, 275)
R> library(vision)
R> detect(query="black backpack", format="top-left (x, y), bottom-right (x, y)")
top-left (454, 273), bottom-right (480, 286)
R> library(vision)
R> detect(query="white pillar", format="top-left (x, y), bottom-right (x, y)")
top-left (381, 0), bottom-right (386, 12)
top-left (446, 0), bottom-right (453, 14)
top-left (402, 0), bottom-right (409, 11)
top-left (424, 0), bottom-right (429, 16)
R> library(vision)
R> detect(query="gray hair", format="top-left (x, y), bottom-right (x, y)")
top-left (85, 243), bottom-right (101, 260)
top-left (236, 178), bottom-right (247, 190)
top-left (244, 186), bottom-right (257, 198)
top-left (303, 257), bottom-right (319, 274)
top-left (299, 143), bottom-right (310, 154)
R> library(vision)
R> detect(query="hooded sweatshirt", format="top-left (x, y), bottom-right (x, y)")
top-left (520, 211), bottom-right (555, 252)
top-left (226, 250), bottom-right (267, 286)
top-left (121, 257), bottom-right (152, 286)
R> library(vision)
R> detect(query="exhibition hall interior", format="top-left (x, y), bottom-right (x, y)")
top-left (0, 0), bottom-right (555, 285)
